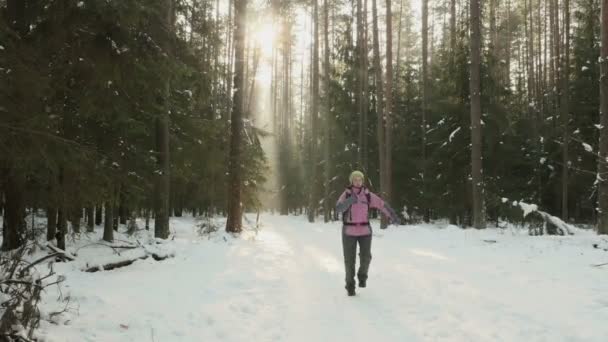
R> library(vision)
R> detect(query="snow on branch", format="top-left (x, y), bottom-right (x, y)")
top-left (511, 200), bottom-right (575, 235)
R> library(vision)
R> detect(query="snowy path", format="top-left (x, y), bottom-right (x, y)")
top-left (38, 215), bottom-right (608, 342)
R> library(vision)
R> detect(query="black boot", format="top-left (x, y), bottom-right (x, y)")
top-left (345, 284), bottom-right (356, 296)
top-left (358, 275), bottom-right (367, 288)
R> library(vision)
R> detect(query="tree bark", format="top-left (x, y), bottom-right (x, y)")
top-left (356, 0), bottom-right (369, 171)
top-left (561, 0), bottom-right (571, 221)
top-left (154, 0), bottom-right (173, 239)
top-left (450, 0), bottom-right (456, 65)
top-left (506, 0), bottom-right (512, 87)
top-left (323, 0), bottom-right (332, 222)
top-left (71, 207), bottom-right (81, 234)
top-left (598, 0), bottom-right (608, 234)
top-left (307, 0), bottom-right (320, 223)
top-left (421, 0), bottom-right (429, 222)
top-left (95, 205), bottom-right (102, 226)
top-left (372, 0), bottom-right (386, 227)
top-left (103, 200), bottom-right (114, 242)
top-left (550, 0), bottom-right (557, 94)
top-left (362, 0), bottom-right (369, 171)
top-left (56, 167), bottom-right (67, 250)
top-left (384, 0), bottom-right (394, 218)
top-left (1, 172), bottom-right (25, 251)
top-left (357, 0), bottom-right (364, 167)
top-left (525, 0), bottom-right (536, 109)
top-left (154, 118), bottom-right (170, 238)
top-left (119, 190), bottom-right (127, 225)
top-left (226, 0), bottom-right (247, 232)
top-left (395, 0), bottom-right (405, 78)
top-left (280, 19), bottom-right (292, 216)
top-left (86, 206), bottom-right (94, 232)
top-left (2, 1), bottom-right (30, 252)
top-left (57, 208), bottom-right (67, 250)
top-left (470, 0), bottom-right (485, 229)
top-left (47, 207), bottom-right (57, 241)
top-left (145, 209), bottom-right (150, 230)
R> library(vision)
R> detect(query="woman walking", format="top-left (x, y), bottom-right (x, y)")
top-left (335, 170), bottom-right (401, 296)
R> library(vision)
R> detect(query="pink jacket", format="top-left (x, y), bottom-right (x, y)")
top-left (336, 186), bottom-right (392, 236)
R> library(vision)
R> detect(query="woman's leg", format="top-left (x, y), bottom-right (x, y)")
top-left (357, 235), bottom-right (373, 286)
top-left (342, 232), bottom-right (358, 291)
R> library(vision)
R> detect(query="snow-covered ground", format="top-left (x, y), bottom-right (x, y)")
top-left (31, 214), bottom-right (608, 342)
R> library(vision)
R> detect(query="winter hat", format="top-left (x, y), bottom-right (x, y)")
top-left (349, 170), bottom-right (365, 184)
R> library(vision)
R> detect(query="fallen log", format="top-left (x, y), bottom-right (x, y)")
top-left (84, 253), bottom-right (172, 273)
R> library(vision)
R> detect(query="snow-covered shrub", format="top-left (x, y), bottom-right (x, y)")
top-left (0, 243), bottom-right (64, 340)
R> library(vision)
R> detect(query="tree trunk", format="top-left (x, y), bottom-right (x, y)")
top-left (57, 208), bottom-right (67, 250)
top-left (95, 205), bottom-right (102, 226)
top-left (113, 203), bottom-right (119, 231)
top-left (103, 201), bottom-right (114, 242)
top-left (362, 0), bottom-right (369, 171)
top-left (450, 0), bottom-right (456, 65)
top-left (71, 207), bottom-right (81, 234)
top-left (145, 209), bottom-right (150, 230)
top-left (543, 0), bottom-right (548, 114)
top-left (280, 20), bottom-right (292, 216)
top-left (553, 0), bottom-right (561, 122)
top-left (489, 0), bottom-right (499, 85)
top-left (307, 0), bottom-right (320, 223)
top-left (395, 0), bottom-right (405, 78)
top-left (550, 0), bottom-right (556, 94)
top-left (356, 0), bottom-right (365, 168)
top-left (372, 0), bottom-right (386, 227)
top-left (2, 1), bottom-right (30, 252)
top-left (1, 172), bottom-right (25, 251)
top-left (490, 0), bottom-right (497, 48)
top-left (505, 0), bottom-right (512, 88)
top-left (154, 115), bottom-right (170, 239)
top-left (119, 190), bottom-right (127, 225)
top-left (226, 0), bottom-right (247, 233)
top-left (154, 0), bottom-right (173, 239)
top-left (421, 0), bottom-right (429, 222)
top-left (384, 0), bottom-right (394, 218)
top-left (86, 206), bottom-right (94, 232)
top-left (526, 0), bottom-right (536, 110)
top-left (56, 167), bottom-right (67, 250)
top-left (47, 207), bottom-right (57, 241)
top-left (243, 21), bottom-right (251, 114)
top-left (537, 0), bottom-right (543, 114)
top-left (598, 0), bottom-right (608, 234)
top-left (561, 0), bottom-right (571, 221)
top-left (323, 0), bottom-right (332, 222)
top-left (214, 0), bottom-right (221, 104)
top-left (470, 0), bottom-right (485, 229)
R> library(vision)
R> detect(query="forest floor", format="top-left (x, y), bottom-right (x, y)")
top-left (32, 214), bottom-right (608, 341)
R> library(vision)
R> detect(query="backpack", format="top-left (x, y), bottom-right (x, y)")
top-left (342, 186), bottom-right (371, 224)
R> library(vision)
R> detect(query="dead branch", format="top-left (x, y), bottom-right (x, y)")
top-left (46, 245), bottom-right (76, 261)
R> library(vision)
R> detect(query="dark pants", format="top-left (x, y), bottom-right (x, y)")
top-left (342, 233), bottom-right (372, 289)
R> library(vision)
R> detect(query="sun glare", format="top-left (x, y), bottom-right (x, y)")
top-left (252, 22), bottom-right (276, 59)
